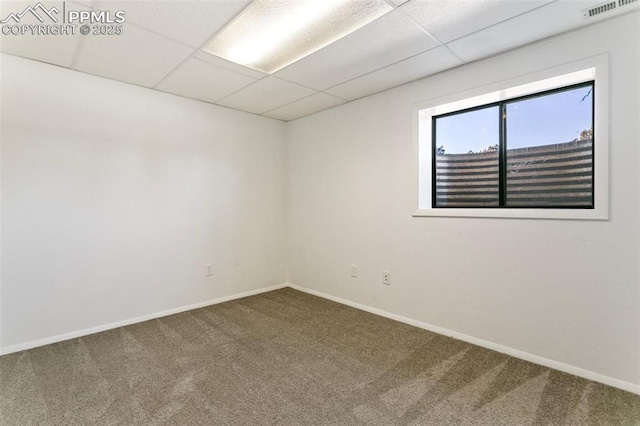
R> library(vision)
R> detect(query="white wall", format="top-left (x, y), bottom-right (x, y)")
top-left (287, 12), bottom-right (640, 389)
top-left (0, 54), bottom-right (287, 351)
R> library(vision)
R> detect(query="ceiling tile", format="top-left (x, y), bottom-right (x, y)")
top-left (74, 23), bottom-right (194, 87)
top-left (274, 10), bottom-right (439, 90)
top-left (389, 0), bottom-right (411, 6)
top-left (94, 0), bottom-right (252, 48)
top-left (401, 0), bottom-right (554, 43)
top-left (0, 0), bottom-right (88, 68)
top-left (263, 93), bottom-right (346, 121)
top-left (216, 77), bottom-right (316, 115)
top-left (446, 1), bottom-right (595, 62)
top-left (195, 51), bottom-right (266, 79)
top-left (327, 46), bottom-right (462, 100)
top-left (156, 57), bottom-right (256, 103)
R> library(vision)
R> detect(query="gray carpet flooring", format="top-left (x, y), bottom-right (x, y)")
top-left (1, 287), bottom-right (639, 425)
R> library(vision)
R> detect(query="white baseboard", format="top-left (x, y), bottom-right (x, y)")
top-left (0, 283), bottom-right (288, 356)
top-left (288, 283), bottom-right (640, 396)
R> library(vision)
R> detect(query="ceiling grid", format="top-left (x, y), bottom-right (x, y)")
top-left (1, 0), bottom-right (637, 121)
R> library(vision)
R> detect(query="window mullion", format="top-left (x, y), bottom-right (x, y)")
top-left (499, 103), bottom-right (507, 206)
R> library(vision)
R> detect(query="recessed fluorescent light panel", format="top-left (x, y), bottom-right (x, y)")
top-left (202, 0), bottom-right (393, 74)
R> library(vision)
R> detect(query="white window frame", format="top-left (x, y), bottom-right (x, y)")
top-left (412, 55), bottom-right (609, 220)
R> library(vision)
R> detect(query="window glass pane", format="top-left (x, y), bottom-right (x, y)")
top-left (434, 106), bottom-right (499, 207)
top-left (505, 85), bottom-right (593, 207)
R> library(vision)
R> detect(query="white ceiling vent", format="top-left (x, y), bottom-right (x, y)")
top-left (582, 0), bottom-right (638, 18)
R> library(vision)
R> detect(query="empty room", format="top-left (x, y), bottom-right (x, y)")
top-left (1, 0), bottom-right (639, 424)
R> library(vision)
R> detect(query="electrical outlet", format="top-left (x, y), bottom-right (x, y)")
top-left (351, 264), bottom-right (358, 278)
top-left (382, 271), bottom-right (391, 285)
top-left (205, 264), bottom-right (213, 277)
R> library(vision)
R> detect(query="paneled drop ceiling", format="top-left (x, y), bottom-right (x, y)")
top-left (1, 0), bottom-right (638, 121)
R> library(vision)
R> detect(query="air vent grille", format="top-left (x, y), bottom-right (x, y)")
top-left (584, 1), bottom-right (617, 17)
top-left (583, 0), bottom-right (638, 17)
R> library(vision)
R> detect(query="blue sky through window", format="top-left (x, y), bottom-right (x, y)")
top-left (435, 85), bottom-right (593, 154)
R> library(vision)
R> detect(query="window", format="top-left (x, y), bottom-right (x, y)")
top-left (413, 55), bottom-right (608, 220)
top-left (433, 83), bottom-right (594, 208)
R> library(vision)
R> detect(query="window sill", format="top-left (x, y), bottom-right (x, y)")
top-left (412, 208), bottom-right (607, 220)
